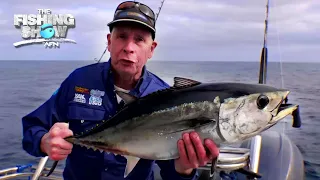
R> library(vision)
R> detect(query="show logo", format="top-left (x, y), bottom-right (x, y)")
top-left (13, 9), bottom-right (76, 48)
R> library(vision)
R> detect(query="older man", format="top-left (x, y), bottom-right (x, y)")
top-left (22, 1), bottom-right (219, 179)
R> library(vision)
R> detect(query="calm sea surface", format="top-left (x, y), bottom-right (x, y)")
top-left (0, 60), bottom-right (319, 179)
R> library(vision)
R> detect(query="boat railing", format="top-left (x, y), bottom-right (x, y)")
top-left (0, 157), bottom-right (63, 180)
top-left (0, 135), bottom-right (262, 180)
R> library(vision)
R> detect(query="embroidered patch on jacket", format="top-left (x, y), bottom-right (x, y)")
top-left (75, 86), bottom-right (90, 94)
top-left (73, 93), bottom-right (86, 103)
top-left (89, 89), bottom-right (105, 106)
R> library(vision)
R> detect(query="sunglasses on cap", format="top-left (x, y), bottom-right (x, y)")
top-left (116, 1), bottom-right (156, 20)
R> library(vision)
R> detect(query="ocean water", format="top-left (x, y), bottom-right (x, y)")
top-left (0, 60), bottom-right (319, 179)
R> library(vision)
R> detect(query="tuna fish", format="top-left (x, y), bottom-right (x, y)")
top-left (46, 77), bottom-right (299, 178)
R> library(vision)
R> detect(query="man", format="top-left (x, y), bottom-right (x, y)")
top-left (22, 1), bottom-right (219, 179)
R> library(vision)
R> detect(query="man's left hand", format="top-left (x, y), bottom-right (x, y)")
top-left (174, 131), bottom-right (219, 175)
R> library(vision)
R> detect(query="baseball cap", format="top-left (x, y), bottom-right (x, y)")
top-left (107, 1), bottom-right (156, 39)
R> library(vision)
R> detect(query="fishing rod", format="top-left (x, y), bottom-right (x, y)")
top-left (252, 1), bottom-right (301, 179)
top-left (258, 0), bottom-right (269, 84)
top-left (94, 0), bottom-right (166, 63)
top-left (258, 0), bottom-right (300, 126)
top-left (248, 1), bottom-right (269, 179)
top-left (156, 0), bottom-right (165, 21)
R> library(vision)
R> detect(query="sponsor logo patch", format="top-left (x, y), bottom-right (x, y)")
top-left (75, 86), bottom-right (90, 94)
top-left (73, 93), bottom-right (86, 103)
top-left (89, 89), bottom-right (105, 106)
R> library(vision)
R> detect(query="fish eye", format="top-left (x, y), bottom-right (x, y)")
top-left (257, 94), bottom-right (269, 109)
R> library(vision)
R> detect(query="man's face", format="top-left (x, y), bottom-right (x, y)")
top-left (107, 22), bottom-right (157, 77)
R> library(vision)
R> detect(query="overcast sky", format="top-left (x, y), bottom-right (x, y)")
top-left (0, 0), bottom-right (319, 62)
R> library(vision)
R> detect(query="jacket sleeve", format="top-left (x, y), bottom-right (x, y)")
top-left (21, 75), bottom-right (72, 157)
top-left (156, 160), bottom-right (199, 180)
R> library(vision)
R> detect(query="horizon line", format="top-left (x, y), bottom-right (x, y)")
top-left (0, 60), bottom-right (319, 63)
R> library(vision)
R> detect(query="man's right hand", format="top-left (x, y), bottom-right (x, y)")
top-left (40, 122), bottom-right (74, 161)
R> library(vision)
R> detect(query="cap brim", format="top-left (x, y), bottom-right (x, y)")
top-left (107, 19), bottom-right (156, 33)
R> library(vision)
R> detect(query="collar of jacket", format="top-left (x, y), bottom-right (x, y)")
top-left (102, 58), bottom-right (151, 97)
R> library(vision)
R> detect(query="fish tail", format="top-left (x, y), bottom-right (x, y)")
top-left (210, 157), bottom-right (218, 177)
top-left (64, 136), bottom-right (76, 143)
top-left (46, 160), bottom-right (59, 177)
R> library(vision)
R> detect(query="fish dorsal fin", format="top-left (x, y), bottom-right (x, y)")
top-left (173, 77), bottom-right (201, 88)
top-left (123, 155), bottom-right (140, 178)
top-left (115, 91), bottom-right (137, 104)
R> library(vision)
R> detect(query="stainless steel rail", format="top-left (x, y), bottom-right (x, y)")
top-left (0, 146), bottom-right (261, 179)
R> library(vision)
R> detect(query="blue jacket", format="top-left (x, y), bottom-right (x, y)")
top-left (22, 59), bottom-right (199, 180)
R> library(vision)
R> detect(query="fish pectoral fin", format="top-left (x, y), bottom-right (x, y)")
top-left (173, 77), bottom-right (201, 88)
top-left (115, 91), bottom-right (137, 104)
top-left (123, 155), bottom-right (140, 178)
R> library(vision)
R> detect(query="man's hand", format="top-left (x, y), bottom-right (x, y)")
top-left (174, 131), bottom-right (219, 175)
top-left (40, 123), bottom-right (74, 161)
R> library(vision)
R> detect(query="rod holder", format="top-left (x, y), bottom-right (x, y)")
top-left (249, 135), bottom-right (262, 179)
